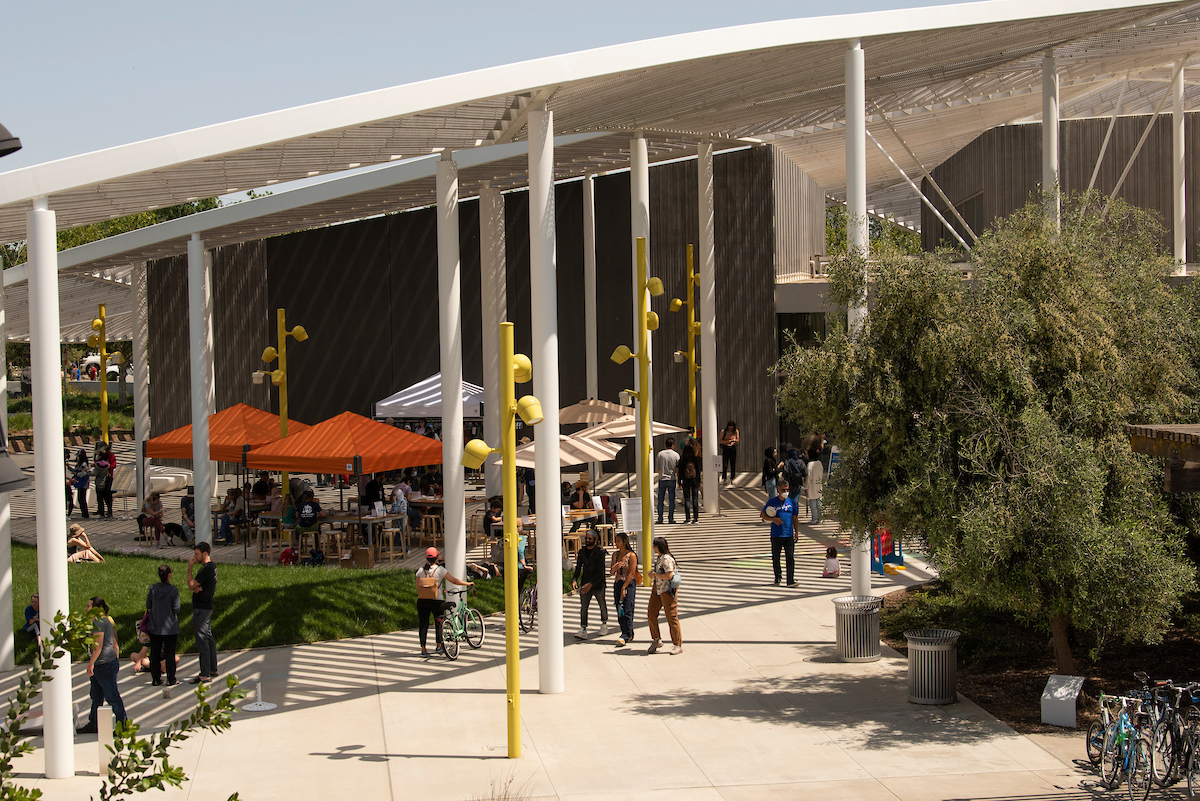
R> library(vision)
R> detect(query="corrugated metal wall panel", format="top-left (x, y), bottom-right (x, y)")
top-left (773, 147), bottom-right (827, 280)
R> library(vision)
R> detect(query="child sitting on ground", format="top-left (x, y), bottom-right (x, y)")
top-left (822, 546), bottom-right (841, 578)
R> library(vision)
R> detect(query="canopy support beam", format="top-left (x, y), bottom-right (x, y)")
top-left (480, 182), bottom-right (506, 498)
top-left (437, 157), bottom-right (466, 584)
top-left (1174, 58), bottom-right (1188, 271)
top-left (698, 139), bottom-right (719, 516)
top-left (187, 234), bottom-right (214, 544)
top-left (530, 102), bottom-right (564, 694)
top-left (1043, 50), bottom-right (1061, 230)
top-left (631, 133), bottom-right (651, 504)
top-left (583, 175), bottom-right (599, 490)
top-left (134, 261), bottom-right (150, 510)
top-left (0, 268), bottom-right (13, 673)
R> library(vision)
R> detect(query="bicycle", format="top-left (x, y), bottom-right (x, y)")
top-left (1151, 680), bottom-right (1200, 792)
top-left (519, 583), bottom-right (537, 633)
top-left (1087, 694), bottom-right (1122, 766)
top-left (1099, 694), bottom-right (1152, 800)
top-left (439, 588), bottom-right (485, 660)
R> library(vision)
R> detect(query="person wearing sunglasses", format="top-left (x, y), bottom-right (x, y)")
top-left (571, 532), bottom-right (608, 640)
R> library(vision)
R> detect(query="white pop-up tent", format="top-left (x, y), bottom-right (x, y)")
top-left (374, 373), bottom-right (484, 420)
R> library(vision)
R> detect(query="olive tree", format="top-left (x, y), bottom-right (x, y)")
top-left (779, 194), bottom-right (1198, 674)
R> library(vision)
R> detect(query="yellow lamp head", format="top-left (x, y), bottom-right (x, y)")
top-left (512, 354), bottom-right (533, 384)
top-left (108, 352), bottom-right (125, 365)
top-left (91, 318), bottom-right (104, 332)
top-left (691, 321), bottom-right (702, 335)
top-left (86, 335), bottom-right (100, 350)
top-left (516, 394), bottom-right (544, 425)
top-left (647, 276), bottom-right (665, 297)
top-left (646, 311), bottom-right (660, 331)
top-left (462, 438), bottom-right (493, 470)
top-left (262, 346), bottom-right (278, 364)
top-left (610, 344), bottom-right (633, 365)
top-left (289, 325), bottom-right (309, 342)
top-left (669, 298), bottom-right (683, 312)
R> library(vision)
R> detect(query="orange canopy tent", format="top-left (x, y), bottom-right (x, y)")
top-left (144, 403), bottom-right (311, 462)
top-left (245, 411), bottom-right (443, 474)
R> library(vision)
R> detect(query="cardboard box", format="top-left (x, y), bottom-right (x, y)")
top-left (349, 546), bottom-right (373, 569)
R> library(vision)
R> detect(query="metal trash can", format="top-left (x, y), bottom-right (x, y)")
top-left (832, 595), bottom-right (881, 662)
top-left (904, 629), bottom-right (961, 704)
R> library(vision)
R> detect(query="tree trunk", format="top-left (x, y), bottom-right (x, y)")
top-left (1050, 613), bottom-right (1077, 675)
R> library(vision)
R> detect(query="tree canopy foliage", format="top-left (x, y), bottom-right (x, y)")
top-left (780, 193), bottom-right (1200, 673)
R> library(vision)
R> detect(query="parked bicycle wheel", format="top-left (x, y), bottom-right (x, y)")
top-left (1130, 739), bottom-right (1153, 801)
top-left (464, 607), bottom-right (484, 648)
top-left (519, 587), bottom-right (536, 633)
top-left (1187, 745), bottom-right (1200, 795)
top-left (1152, 719), bottom-right (1179, 787)
top-left (442, 618), bottom-right (460, 661)
top-left (1101, 738), bottom-right (1125, 790)
top-left (1087, 720), bottom-right (1107, 767)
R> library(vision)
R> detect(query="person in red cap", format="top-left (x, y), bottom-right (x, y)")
top-left (415, 547), bottom-right (474, 657)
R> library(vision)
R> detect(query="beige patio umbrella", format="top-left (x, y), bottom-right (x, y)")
top-left (558, 398), bottom-right (627, 425)
top-left (573, 414), bottom-right (688, 441)
top-left (511, 433), bottom-right (623, 468)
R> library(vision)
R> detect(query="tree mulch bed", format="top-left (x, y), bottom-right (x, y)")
top-left (880, 584), bottom-right (1200, 734)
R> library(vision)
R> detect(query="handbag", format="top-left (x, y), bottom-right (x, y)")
top-left (668, 562), bottom-right (682, 591)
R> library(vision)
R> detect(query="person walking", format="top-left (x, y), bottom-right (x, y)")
top-left (77, 597), bottom-right (128, 734)
top-left (761, 479), bottom-right (800, 587)
top-left (610, 532), bottom-right (638, 647)
top-left (416, 547), bottom-right (474, 657)
top-left (647, 537), bottom-right (682, 655)
top-left (763, 447), bottom-right (783, 502)
top-left (72, 448), bottom-right (91, 519)
top-left (655, 437), bottom-right (680, 525)
top-left (784, 448), bottom-right (807, 510)
top-left (571, 530), bottom-right (608, 639)
top-left (679, 442), bottom-right (701, 525)
top-left (94, 443), bottom-right (115, 519)
top-left (186, 542), bottom-right (218, 683)
top-left (64, 449), bottom-right (75, 518)
top-left (145, 564), bottom-right (180, 686)
top-left (805, 449), bottom-right (825, 524)
top-left (719, 420), bottom-right (740, 485)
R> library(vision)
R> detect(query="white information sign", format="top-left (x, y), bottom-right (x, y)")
top-left (712, 456), bottom-right (722, 474)
top-left (620, 497), bottom-right (643, 532)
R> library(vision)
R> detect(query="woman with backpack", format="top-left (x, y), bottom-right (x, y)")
top-left (415, 547), bottom-right (474, 657)
top-left (93, 443), bottom-right (115, 519)
top-left (647, 537), bottom-right (682, 655)
top-left (784, 449), bottom-right (807, 507)
top-left (679, 443), bottom-right (701, 525)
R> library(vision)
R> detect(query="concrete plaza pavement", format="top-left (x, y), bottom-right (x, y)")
top-left (0, 522), bottom-right (1099, 801)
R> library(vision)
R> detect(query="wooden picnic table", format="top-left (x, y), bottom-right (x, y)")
top-left (257, 510), bottom-right (406, 566)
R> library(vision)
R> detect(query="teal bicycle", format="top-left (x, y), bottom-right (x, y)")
top-left (439, 588), bottom-right (484, 660)
top-left (1098, 694), bottom-right (1152, 800)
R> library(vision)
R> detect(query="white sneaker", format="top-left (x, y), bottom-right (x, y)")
top-left (616, 638), bottom-right (626, 647)
top-left (573, 628), bottom-right (587, 640)
top-left (599, 623), bottom-right (609, 636)
top-left (668, 644), bottom-right (683, 655)
top-left (647, 639), bottom-right (661, 654)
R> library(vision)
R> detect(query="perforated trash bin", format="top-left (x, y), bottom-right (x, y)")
top-left (832, 595), bottom-right (881, 662)
top-left (904, 629), bottom-right (961, 704)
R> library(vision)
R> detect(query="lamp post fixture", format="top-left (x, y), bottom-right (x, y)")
top-left (610, 236), bottom-right (664, 585)
top-left (86, 303), bottom-right (125, 444)
top-left (669, 244), bottom-right (701, 433)
top-left (462, 321), bottom-right (543, 759)
top-left (255, 308), bottom-right (307, 489)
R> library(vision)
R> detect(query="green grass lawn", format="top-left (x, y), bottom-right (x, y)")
top-left (11, 543), bottom-right (570, 666)
top-left (9, 390), bottom-right (135, 437)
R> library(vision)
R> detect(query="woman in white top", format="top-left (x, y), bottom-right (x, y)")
top-left (647, 537), bottom-right (682, 655)
top-left (805, 451), bottom-right (824, 525)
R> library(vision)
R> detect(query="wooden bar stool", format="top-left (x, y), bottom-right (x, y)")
top-left (379, 518), bottom-right (407, 563)
top-left (255, 519), bottom-right (280, 561)
top-left (563, 532), bottom-right (582, 560)
top-left (594, 523), bottom-right (616, 548)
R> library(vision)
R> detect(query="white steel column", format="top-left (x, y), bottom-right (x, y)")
top-left (529, 102), bottom-right (564, 694)
top-left (187, 235), bottom-right (214, 544)
top-left (133, 262), bottom-right (150, 509)
top-left (1043, 50), bottom-right (1061, 229)
top-left (1174, 59), bottom-right (1187, 271)
top-left (698, 139), bottom-right (720, 515)
top-left (28, 197), bottom-right (73, 777)
top-left (846, 40), bottom-right (871, 597)
top-left (583, 175), bottom-right (599, 488)
top-left (0, 275), bottom-right (12, 672)
top-left (479, 182), bottom-right (507, 497)
top-left (630, 134), bottom-right (651, 500)
top-left (437, 157), bottom-right (466, 584)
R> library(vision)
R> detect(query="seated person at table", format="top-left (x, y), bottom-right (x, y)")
top-left (180, 490), bottom-right (196, 543)
top-left (568, 480), bottom-right (593, 533)
top-left (270, 487), bottom-right (284, 512)
top-left (215, 488), bottom-right (245, 545)
top-left (388, 485), bottom-right (408, 522)
top-left (138, 492), bottom-right (167, 546)
top-left (251, 471), bottom-right (273, 500)
top-left (484, 498), bottom-right (503, 540)
top-left (67, 524), bottom-right (105, 563)
top-left (281, 493), bottom-right (298, 530)
top-left (297, 490), bottom-right (322, 530)
top-left (362, 474), bottom-right (384, 510)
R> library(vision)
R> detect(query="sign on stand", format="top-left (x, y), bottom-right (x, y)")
top-left (620, 497), bottom-right (642, 531)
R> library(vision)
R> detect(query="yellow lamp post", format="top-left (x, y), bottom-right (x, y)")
top-left (86, 303), bottom-right (124, 444)
top-left (610, 237), bottom-right (664, 585)
top-left (669, 244), bottom-right (701, 433)
top-left (462, 321), bottom-right (542, 759)
top-left (257, 309), bottom-right (307, 488)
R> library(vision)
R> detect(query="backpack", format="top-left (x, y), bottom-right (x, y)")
top-left (278, 546), bottom-right (298, 566)
top-left (786, 457), bottom-right (806, 486)
top-left (683, 458), bottom-right (697, 481)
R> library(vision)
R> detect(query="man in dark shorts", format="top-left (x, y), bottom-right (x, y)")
top-left (186, 542), bottom-right (218, 683)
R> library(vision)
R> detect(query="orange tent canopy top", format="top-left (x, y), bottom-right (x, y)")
top-left (245, 411), bottom-right (444, 475)
top-left (144, 403), bottom-right (310, 463)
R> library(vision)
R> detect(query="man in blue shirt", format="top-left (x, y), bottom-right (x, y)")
top-left (761, 479), bottom-right (799, 587)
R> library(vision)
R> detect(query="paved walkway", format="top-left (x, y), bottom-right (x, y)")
top-left (0, 514), bottom-right (1099, 801)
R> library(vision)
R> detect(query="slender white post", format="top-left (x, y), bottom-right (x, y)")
top-left (437, 157), bottom-right (466, 584)
top-left (630, 134), bottom-right (651, 500)
top-left (697, 139), bottom-right (720, 515)
top-left (583, 175), bottom-right (599, 488)
top-left (529, 102), bottom-right (564, 694)
top-left (1173, 59), bottom-right (1187, 272)
top-left (0, 276), bottom-right (11, 673)
top-left (846, 40), bottom-right (871, 597)
top-left (1043, 50), bottom-right (1060, 230)
top-left (133, 262), bottom-right (150, 509)
top-left (28, 197), bottom-right (74, 777)
top-left (479, 182), bottom-right (507, 497)
top-left (187, 234), bottom-right (213, 544)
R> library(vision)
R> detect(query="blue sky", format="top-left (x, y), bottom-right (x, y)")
top-left (4, 0), bottom-right (964, 172)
